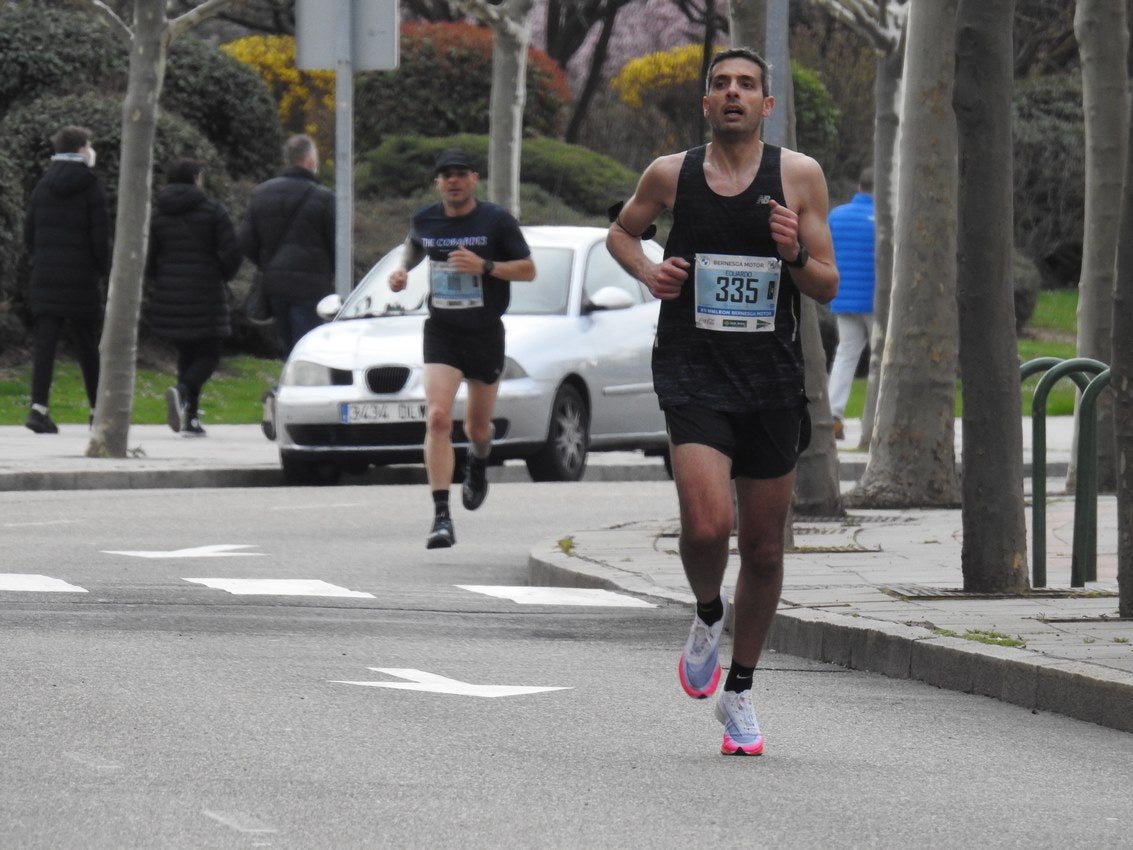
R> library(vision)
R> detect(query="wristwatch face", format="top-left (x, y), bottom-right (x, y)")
top-left (483, 260), bottom-right (494, 275)
top-left (788, 245), bottom-right (808, 268)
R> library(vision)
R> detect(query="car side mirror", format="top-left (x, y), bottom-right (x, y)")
top-left (584, 286), bottom-right (636, 313)
top-left (316, 293), bottom-right (343, 321)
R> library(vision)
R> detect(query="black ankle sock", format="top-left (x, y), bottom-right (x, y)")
top-left (696, 595), bottom-right (724, 626)
top-left (725, 663), bottom-right (755, 693)
top-left (432, 490), bottom-right (450, 519)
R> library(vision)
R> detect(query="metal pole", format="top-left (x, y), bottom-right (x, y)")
top-left (763, 0), bottom-right (789, 147)
top-left (335, 0), bottom-right (354, 300)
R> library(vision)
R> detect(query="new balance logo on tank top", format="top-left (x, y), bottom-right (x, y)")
top-left (655, 143), bottom-right (805, 412)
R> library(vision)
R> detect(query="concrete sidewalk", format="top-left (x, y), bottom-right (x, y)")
top-left (3, 416), bottom-right (1130, 733)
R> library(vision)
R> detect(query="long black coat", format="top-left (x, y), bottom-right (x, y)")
top-left (145, 183), bottom-right (243, 340)
top-left (238, 166), bottom-right (335, 302)
top-left (24, 157), bottom-right (110, 319)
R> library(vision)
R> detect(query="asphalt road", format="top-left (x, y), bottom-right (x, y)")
top-left (2, 484), bottom-right (1131, 848)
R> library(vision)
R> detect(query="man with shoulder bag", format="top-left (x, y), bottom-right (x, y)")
top-left (238, 134), bottom-right (335, 355)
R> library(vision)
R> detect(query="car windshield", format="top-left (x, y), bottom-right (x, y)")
top-left (340, 245), bottom-right (574, 319)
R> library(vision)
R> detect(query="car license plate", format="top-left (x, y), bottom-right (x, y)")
top-left (342, 402), bottom-right (427, 423)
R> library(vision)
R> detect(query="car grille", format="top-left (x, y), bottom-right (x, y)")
top-left (366, 366), bottom-right (411, 393)
top-left (287, 418), bottom-right (509, 448)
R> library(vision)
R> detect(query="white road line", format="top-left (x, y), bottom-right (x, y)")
top-left (184, 578), bottom-right (374, 598)
top-left (202, 810), bottom-right (277, 834)
top-left (3, 519), bottom-right (82, 528)
top-left (457, 585), bottom-right (655, 608)
top-left (0, 574), bottom-right (87, 593)
top-left (103, 544), bottom-right (264, 559)
top-left (332, 668), bottom-right (571, 698)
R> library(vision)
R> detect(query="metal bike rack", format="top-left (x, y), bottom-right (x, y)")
top-left (1022, 357), bottom-right (1108, 587)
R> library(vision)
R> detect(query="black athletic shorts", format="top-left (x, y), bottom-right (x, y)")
top-left (423, 317), bottom-right (505, 384)
top-left (663, 403), bottom-right (811, 480)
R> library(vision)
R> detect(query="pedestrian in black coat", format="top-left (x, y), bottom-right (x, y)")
top-left (238, 134), bottom-right (335, 356)
top-left (23, 125), bottom-right (109, 434)
top-left (146, 159), bottom-right (243, 437)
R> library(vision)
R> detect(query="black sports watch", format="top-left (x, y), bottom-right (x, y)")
top-left (784, 244), bottom-right (809, 269)
top-left (482, 259), bottom-right (495, 276)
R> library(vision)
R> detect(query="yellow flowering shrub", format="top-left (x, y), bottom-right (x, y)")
top-left (222, 35), bottom-right (336, 154)
top-left (612, 44), bottom-right (707, 109)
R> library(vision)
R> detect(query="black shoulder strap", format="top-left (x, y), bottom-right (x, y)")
top-left (259, 182), bottom-right (318, 268)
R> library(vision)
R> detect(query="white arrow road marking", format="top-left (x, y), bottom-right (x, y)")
top-left (103, 544), bottom-right (265, 559)
top-left (457, 585), bottom-right (655, 608)
top-left (184, 578), bottom-right (374, 598)
top-left (331, 668), bottom-right (571, 698)
top-left (0, 574), bottom-right (87, 593)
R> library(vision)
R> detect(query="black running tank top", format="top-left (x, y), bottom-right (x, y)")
top-left (654, 143), bottom-right (805, 411)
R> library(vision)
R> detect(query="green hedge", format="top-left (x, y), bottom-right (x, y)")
top-left (0, 91), bottom-right (226, 334)
top-left (356, 134), bottom-right (638, 217)
top-left (354, 21), bottom-right (569, 150)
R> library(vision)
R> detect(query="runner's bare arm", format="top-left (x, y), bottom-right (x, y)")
top-left (389, 236), bottom-right (426, 292)
top-left (607, 154), bottom-right (690, 300)
top-left (771, 151), bottom-right (839, 304)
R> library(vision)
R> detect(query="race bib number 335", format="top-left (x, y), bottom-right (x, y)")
top-left (693, 253), bottom-right (781, 332)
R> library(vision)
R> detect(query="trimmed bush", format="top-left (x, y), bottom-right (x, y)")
top-left (0, 2), bottom-right (126, 116)
top-left (356, 134), bottom-right (638, 217)
top-left (164, 37), bottom-right (284, 182)
top-left (0, 4), bottom-right (280, 183)
top-left (354, 21), bottom-right (570, 149)
top-left (0, 91), bottom-right (226, 327)
top-left (1014, 72), bottom-right (1084, 289)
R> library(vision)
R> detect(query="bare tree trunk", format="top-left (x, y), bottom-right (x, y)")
top-left (85, 0), bottom-right (237, 459)
top-left (1110, 17), bottom-right (1133, 618)
top-left (860, 48), bottom-right (903, 449)
top-left (87, 0), bottom-right (166, 458)
top-left (1072, 0), bottom-right (1128, 493)
top-left (849, 0), bottom-right (961, 508)
top-left (954, 0), bottom-right (1028, 593)
top-left (455, 0), bottom-right (535, 217)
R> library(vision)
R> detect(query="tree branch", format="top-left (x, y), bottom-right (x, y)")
top-left (169, 0), bottom-right (240, 41)
top-left (88, 0), bottom-right (132, 40)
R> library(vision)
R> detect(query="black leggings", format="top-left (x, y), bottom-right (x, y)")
top-left (31, 314), bottom-right (100, 408)
top-left (173, 337), bottom-right (222, 416)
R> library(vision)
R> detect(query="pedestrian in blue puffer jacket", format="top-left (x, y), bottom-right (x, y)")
top-left (827, 168), bottom-right (875, 439)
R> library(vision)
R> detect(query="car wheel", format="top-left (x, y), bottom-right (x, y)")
top-left (526, 384), bottom-right (589, 482)
top-left (280, 450), bottom-right (342, 486)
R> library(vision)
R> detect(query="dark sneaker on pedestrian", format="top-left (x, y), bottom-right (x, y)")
top-left (182, 417), bottom-right (207, 438)
top-left (25, 409), bottom-right (58, 434)
top-left (164, 386), bottom-right (186, 433)
top-left (462, 455), bottom-right (488, 510)
top-left (426, 516), bottom-right (455, 549)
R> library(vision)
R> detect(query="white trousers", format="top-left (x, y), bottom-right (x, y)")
top-left (829, 313), bottom-right (872, 420)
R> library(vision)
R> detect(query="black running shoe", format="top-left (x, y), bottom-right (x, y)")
top-left (25, 409), bottom-right (58, 434)
top-left (426, 516), bottom-right (455, 549)
top-left (182, 418), bottom-right (207, 438)
top-left (462, 455), bottom-right (488, 510)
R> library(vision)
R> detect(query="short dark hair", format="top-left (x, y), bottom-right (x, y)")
top-left (284, 134), bottom-right (316, 167)
top-left (859, 167), bottom-right (875, 192)
top-left (705, 48), bottom-right (770, 97)
top-left (51, 125), bottom-right (91, 154)
top-left (167, 158), bottom-right (204, 185)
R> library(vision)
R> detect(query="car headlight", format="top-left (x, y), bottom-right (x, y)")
top-left (499, 356), bottom-right (528, 381)
top-left (281, 360), bottom-right (352, 387)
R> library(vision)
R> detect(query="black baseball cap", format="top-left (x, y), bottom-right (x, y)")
top-left (434, 147), bottom-right (476, 174)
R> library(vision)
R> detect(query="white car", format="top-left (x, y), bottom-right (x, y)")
top-left (264, 225), bottom-right (669, 484)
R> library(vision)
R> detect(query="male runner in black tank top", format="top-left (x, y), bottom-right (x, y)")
top-left (607, 47), bottom-right (839, 756)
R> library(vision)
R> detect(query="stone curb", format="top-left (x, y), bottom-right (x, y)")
top-left (528, 537), bottom-right (1133, 735)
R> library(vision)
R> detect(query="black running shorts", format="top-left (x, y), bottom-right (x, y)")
top-left (423, 317), bottom-right (505, 384)
top-left (663, 403), bottom-right (811, 480)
